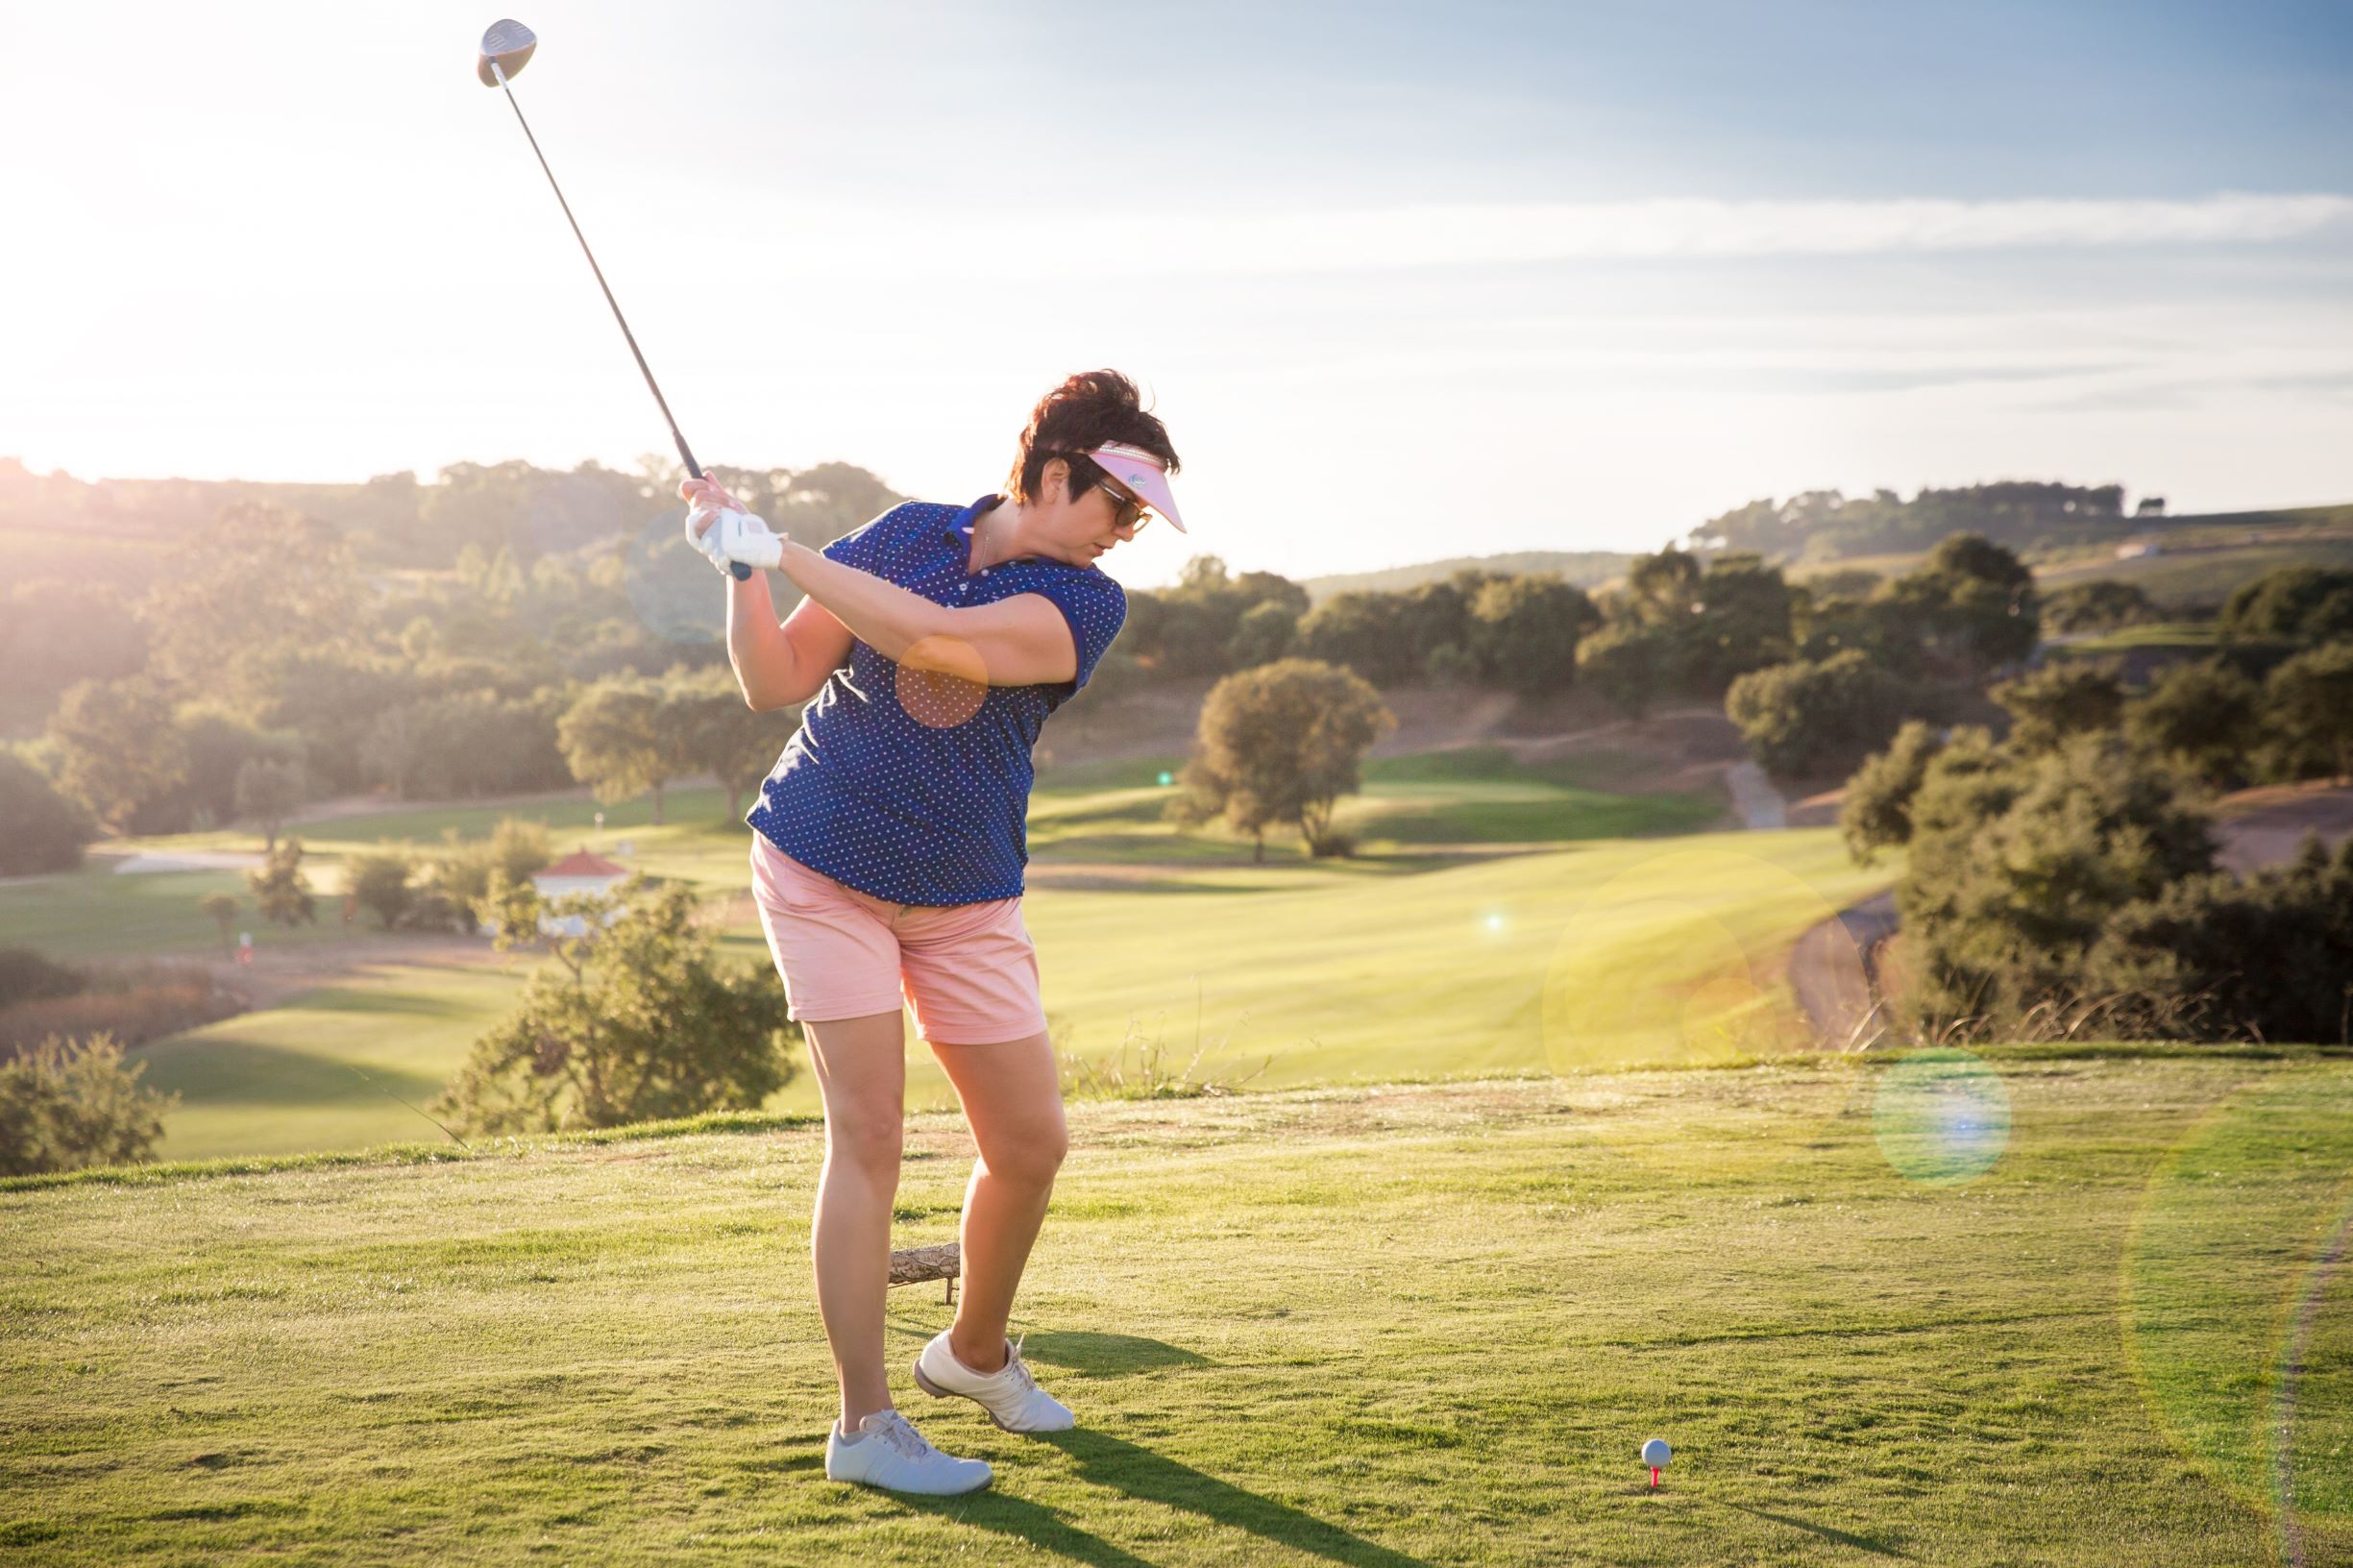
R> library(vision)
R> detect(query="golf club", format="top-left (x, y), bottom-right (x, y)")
top-left (476, 18), bottom-right (752, 580)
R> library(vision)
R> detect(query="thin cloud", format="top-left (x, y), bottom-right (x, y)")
top-left (749, 193), bottom-right (2353, 280)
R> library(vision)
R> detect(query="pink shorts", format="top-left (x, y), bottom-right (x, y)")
top-left (748, 835), bottom-right (1049, 1046)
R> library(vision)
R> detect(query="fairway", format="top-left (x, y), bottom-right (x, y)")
top-left (12, 748), bottom-right (1771, 1160)
top-left (132, 962), bottom-right (531, 1161)
top-left (5, 1049), bottom-right (2346, 1564)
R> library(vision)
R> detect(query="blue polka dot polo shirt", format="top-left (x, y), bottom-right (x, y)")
top-left (746, 494), bottom-right (1128, 906)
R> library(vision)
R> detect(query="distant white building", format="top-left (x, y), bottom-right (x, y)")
top-left (483, 849), bottom-right (629, 939)
top-left (534, 849), bottom-right (628, 900)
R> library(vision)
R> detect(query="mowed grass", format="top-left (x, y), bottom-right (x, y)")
top-left (12, 747), bottom-right (1774, 1158)
top-left (132, 963), bottom-right (531, 1161)
top-left (110, 821), bottom-right (1889, 1158)
top-left (3, 1050), bottom-right (2347, 1564)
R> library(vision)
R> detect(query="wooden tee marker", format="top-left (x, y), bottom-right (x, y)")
top-left (890, 1241), bottom-right (961, 1305)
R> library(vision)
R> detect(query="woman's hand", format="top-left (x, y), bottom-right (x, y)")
top-left (679, 478), bottom-right (785, 575)
top-left (678, 477), bottom-right (743, 515)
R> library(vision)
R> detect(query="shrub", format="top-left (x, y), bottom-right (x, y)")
top-left (344, 845), bottom-right (420, 930)
top-left (0, 948), bottom-right (86, 1008)
top-left (1899, 734), bottom-right (2217, 1033)
top-left (1990, 661), bottom-right (2126, 754)
top-left (431, 875), bottom-right (796, 1135)
top-left (248, 838), bottom-right (317, 927)
top-left (2123, 660), bottom-right (2262, 790)
top-left (0, 1034), bottom-right (179, 1176)
top-left (1725, 650), bottom-right (1915, 779)
top-left (2083, 835), bottom-right (2353, 1043)
top-left (2261, 641), bottom-right (2353, 783)
top-left (1840, 720), bottom-right (1963, 864)
top-left (2043, 580), bottom-right (2154, 634)
top-left (425, 818), bottom-right (554, 933)
top-left (0, 751), bottom-right (97, 876)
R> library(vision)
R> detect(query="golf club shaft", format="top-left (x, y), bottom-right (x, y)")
top-left (491, 63), bottom-right (751, 579)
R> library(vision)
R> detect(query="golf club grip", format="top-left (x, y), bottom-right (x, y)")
top-left (683, 442), bottom-right (749, 580)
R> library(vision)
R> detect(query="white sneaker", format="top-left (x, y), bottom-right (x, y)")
top-left (912, 1330), bottom-right (1075, 1433)
top-left (823, 1409), bottom-right (993, 1495)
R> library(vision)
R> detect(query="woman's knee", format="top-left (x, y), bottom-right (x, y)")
top-left (981, 1117), bottom-right (1066, 1186)
top-left (825, 1112), bottom-right (904, 1175)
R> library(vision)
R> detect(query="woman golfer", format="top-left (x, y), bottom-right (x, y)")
top-left (679, 370), bottom-right (1184, 1495)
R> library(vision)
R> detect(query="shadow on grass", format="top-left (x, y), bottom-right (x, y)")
top-left (1017, 1331), bottom-right (1209, 1378)
top-left (874, 1427), bottom-right (1432, 1567)
top-left (1714, 1499), bottom-right (1913, 1558)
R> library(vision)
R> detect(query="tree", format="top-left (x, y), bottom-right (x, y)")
top-left (360, 689), bottom-right (570, 799)
top-left (344, 845), bottom-right (419, 930)
top-left (427, 818), bottom-right (554, 934)
top-left (2124, 660), bottom-right (2262, 790)
top-left (1227, 600), bottom-right (1298, 669)
top-left (1466, 576), bottom-right (1600, 696)
top-left (0, 751), bottom-right (97, 876)
top-left (139, 500), bottom-right (361, 699)
top-left (175, 706), bottom-right (301, 834)
top-left (248, 837), bottom-right (317, 927)
top-left (557, 676), bottom-right (677, 823)
top-left (2263, 641), bottom-right (2353, 782)
top-left (1990, 662), bottom-right (2126, 754)
top-left (432, 873), bottom-right (796, 1135)
top-left (2044, 580), bottom-right (2153, 634)
top-left (1166, 658), bottom-right (1396, 860)
top-left (1871, 534), bottom-right (2038, 680)
top-left (2084, 835), bottom-right (2353, 1043)
top-left (233, 756), bottom-right (308, 849)
top-left (1294, 591), bottom-right (1421, 687)
top-left (1725, 651), bottom-right (1915, 780)
top-left (1574, 622), bottom-right (1669, 717)
top-left (1899, 734), bottom-right (2216, 1030)
top-left (1840, 720), bottom-right (1967, 864)
top-left (666, 666), bottom-right (789, 820)
top-left (44, 676), bottom-right (188, 833)
top-left (0, 1034), bottom-right (179, 1177)
top-left (2218, 566), bottom-right (2353, 647)
top-left (199, 893), bottom-right (242, 955)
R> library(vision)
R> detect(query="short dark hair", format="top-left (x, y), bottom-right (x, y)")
top-left (1005, 370), bottom-right (1181, 505)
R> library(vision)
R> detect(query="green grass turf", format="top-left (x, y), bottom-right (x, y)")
top-left (131, 962), bottom-right (531, 1162)
top-left (3, 1050), bottom-right (2346, 1564)
top-left (9, 750), bottom-right (1762, 1160)
top-left (0, 865), bottom-right (375, 963)
top-left (2046, 622), bottom-right (2218, 656)
top-left (109, 822), bottom-right (1888, 1160)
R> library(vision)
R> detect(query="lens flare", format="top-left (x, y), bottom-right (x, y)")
top-left (895, 636), bottom-right (989, 729)
top-left (1871, 1047), bottom-right (2010, 1185)
top-left (1540, 845), bottom-right (1869, 1176)
top-left (2124, 1070), bottom-right (2353, 1556)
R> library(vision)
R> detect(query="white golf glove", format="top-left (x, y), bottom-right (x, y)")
top-left (683, 503), bottom-right (784, 575)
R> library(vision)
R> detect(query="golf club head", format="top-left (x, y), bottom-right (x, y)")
top-left (477, 18), bottom-right (537, 86)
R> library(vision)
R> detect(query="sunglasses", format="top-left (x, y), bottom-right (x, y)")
top-left (1093, 477), bottom-right (1154, 533)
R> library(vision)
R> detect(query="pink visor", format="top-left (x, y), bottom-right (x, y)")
top-left (1085, 442), bottom-right (1187, 533)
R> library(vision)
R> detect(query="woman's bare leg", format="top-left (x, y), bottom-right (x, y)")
top-left (801, 1010), bottom-right (907, 1432)
top-left (926, 1027), bottom-right (1066, 1372)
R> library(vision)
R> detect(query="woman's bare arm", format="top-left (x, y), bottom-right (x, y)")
top-left (776, 541), bottom-right (1079, 687)
top-left (727, 569), bottom-right (856, 710)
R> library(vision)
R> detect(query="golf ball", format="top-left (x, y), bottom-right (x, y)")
top-left (1641, 1437), bottom-right (1671, 1468)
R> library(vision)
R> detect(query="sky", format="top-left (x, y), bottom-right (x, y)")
top-left (1, 0), bottom-right (2348, 588)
